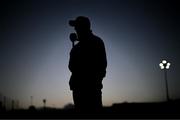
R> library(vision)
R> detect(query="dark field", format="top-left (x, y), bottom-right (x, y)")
top-left (1, 100), bottom-right (180, 118)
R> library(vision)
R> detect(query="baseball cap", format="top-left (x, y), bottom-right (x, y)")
top-left (69, 16), bottom-right (91, 29)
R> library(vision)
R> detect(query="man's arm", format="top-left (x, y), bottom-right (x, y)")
top-left (96, 38), bottom-right (107, 78)
top-left (68, 49), bottom-right (73, 72)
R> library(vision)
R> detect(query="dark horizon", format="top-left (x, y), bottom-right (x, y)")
top-left (1, 99), bottom-right (180, 119)
top-left (0, 0), bottom-right (180, 108)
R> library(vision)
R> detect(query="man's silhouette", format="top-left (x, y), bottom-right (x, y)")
top-left (68, 16), bottom-right (107, 112)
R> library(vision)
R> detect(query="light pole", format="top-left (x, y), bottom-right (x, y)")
top-left (159, 60), bottom-right (171, 102)
top-left (30, 96), bottom-right (33, 106)
top-left (43, 99), bottom-right (46, 109)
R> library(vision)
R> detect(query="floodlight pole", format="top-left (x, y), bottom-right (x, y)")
top-left (164, 69), bottom-right (170, 102)
top-left (30, 96), bottom-right (33, 106)
top-left (159, 60), bottom-right (171, 102)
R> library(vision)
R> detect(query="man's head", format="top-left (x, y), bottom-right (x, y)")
top-left (69, 16), bottom-right (91, 30)
top-left (69, 16), bottom-right (91, 40)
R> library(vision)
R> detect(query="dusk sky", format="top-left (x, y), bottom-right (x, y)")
top-left (0, 0), bottom-right (180, 108)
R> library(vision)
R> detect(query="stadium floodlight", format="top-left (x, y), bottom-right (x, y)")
top-left (162, 60), bottom-right (167, 64)
top-left (159, 60), bottom-right (171, 102)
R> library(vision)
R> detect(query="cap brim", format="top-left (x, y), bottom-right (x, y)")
top-left (69, 20), bottom-right (76, 27)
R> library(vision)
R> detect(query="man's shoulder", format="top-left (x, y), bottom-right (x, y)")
top-left (91, 34), bottom-right (104, 45)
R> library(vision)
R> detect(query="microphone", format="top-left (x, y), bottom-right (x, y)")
top-left (69, 33), bottom-right (78, 47)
